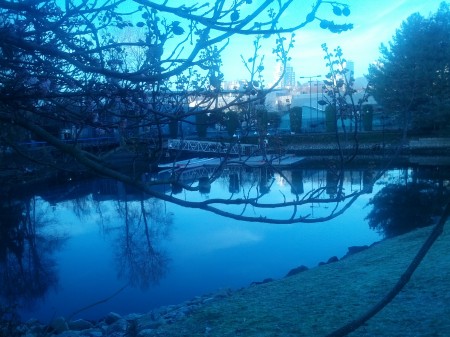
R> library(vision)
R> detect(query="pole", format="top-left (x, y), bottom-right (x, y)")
top-left (308, 80), bottom-right (312, 126)
top-left (316, 79), bottom-right (319, 122)
top-left (299, 74), bottom-right (321, 132)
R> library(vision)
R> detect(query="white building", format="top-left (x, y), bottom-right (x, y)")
top-left (273, 63), bottom-right (296, 89)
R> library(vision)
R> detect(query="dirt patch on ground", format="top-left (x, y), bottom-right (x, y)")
top-left (145, 222), bottom-right (450, 337)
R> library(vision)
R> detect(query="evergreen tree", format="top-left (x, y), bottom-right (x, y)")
top-left (367, 2), bottom-right (450, 137)
top-left (289, 106), bottom-right (302, 133)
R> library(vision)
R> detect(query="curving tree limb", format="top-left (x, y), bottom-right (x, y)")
top-left (326, 201), bottom-right (450, 337)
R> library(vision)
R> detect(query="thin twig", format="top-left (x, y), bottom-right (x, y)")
top-left (67, 283), bottom-right (129, 321)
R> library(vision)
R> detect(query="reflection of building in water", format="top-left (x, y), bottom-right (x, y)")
top-left (229, 173), bottom-right (240, 193)
top-left (33, 167), bottom-right (381, 206)
top-left (163, 166), bottom-right (378, 199)
top-left (288, 169), bottom-right (376, 197)
top-left (33, 167), bottom-right (448, 211)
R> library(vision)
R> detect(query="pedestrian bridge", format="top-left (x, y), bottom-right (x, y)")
top-left (167, 138), bottom-right (260, 156)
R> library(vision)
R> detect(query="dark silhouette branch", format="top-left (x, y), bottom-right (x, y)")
top-left (67, 283), bottom-right (129, 321)
top-left (1, 111), bottom-right (374, 224)
top-left (326, 201), bottom-right (450, 337)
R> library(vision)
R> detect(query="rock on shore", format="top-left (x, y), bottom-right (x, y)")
top-left (17, 289), bottom-right (233, 337)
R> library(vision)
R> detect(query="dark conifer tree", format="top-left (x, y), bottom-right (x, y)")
top-left (367, 2), bottom-right (450, 137)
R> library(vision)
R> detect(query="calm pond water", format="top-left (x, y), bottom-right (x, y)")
top-left (1, 163), bottom-right (448, 324)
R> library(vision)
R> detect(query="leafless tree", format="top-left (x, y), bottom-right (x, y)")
top-left (0, 0), bottom-right (358, 224)
top-left (2, 3), bottom-right (450, 336)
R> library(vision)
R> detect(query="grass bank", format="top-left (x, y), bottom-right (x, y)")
top-left (144, 222), bottom-right (450, 336)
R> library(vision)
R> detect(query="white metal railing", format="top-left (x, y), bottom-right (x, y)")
top-left (167, 139), bottom-right (259, 156)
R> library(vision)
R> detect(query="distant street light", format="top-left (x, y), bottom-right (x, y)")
top-left (299, 74), bottom-right (321, 131)
top-left (315, 79), bottom-right (322, 123)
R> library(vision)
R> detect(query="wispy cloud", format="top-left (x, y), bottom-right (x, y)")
top-left (370, 0), bottom-right (409, 23)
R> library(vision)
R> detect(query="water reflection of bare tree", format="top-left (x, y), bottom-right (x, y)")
top-left (110, 197), bottom-right (172, 289)
top-left (0, 197), bottom-right (65, 311)
top-left (69, 195), bottom-right (94, 221)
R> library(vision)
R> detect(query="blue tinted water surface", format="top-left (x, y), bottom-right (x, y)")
top-left (12, 167), bottom-right (390, 323)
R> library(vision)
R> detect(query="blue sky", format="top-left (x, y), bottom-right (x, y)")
top-left (221, 0), bottom-right (444, 82)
